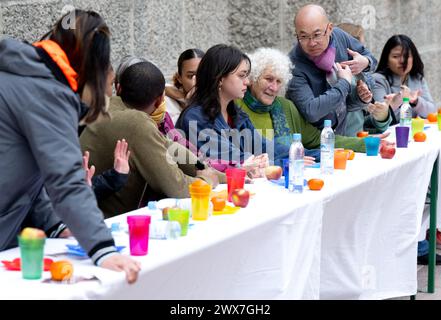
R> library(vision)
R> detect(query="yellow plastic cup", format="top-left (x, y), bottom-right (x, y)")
top-left (411, 118), bottom-right (425, 138)
top-left (437, 113), bottom-right (441, 131)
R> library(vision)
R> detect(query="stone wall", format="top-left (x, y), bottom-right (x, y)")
top-left (1, 0), bottom-right (440, 104)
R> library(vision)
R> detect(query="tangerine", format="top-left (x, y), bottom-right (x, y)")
top-left (414, 132), bottom-right (427, 142)
top-left (50, 260), bottom-right (73, 281)
top-left (308, 179), bottom-right (324, 191)
top-left (427, 113), bottom-right (438, 123)
top-left (357, 131), bottom-right (369, 138)
top-left (211, 196), bottom-right (226, 211)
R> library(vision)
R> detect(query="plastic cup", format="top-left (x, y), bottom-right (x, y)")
top-left (437, 113), bottom-right (441, 131)
top-left (189, 190), bottom-right (211, 221)
top-left (364, 136), bottom-right (381, 156)
top-left (168, 208), bottom-right (190, 236)
top-left (18, 236), bottom-right (45, 280)
top-left (282, 158), bottom-right (289, 189)
top-left (411, 118), bottom-right (425, 138)
top-left (225, 168), bottom-right (246, 202)
top-left (127, 215), bottom-right (151, 256)
top-left (334, 151), bottom-right (348, 170)
top-left (395, 126), bottom-right (410, 148)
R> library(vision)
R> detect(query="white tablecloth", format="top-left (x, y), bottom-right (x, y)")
top-left (318, 126), bottom-right (439, 299)
top-left (0, 181), bottom-right (324, 300)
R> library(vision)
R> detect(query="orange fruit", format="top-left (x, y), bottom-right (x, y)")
top-left (427, 113), bottom-right (438, 123)
top-left (438, 108), bottom-right (441, 115)
top-left (50, 260), bottom-right (73, 281)
top-left (211, 196), bottom-right (226, 211)
top-left (344, 149), bottom-right (355, 160)
top-left (357, 131), bottom-right (369, 138)
top-left (308, 179), bottom-right (324, 191)
top-left (414, 132), bottom-right (427, 142)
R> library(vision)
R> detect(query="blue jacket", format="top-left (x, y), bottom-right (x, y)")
top-left (175, 104), bottom-right (291, 165)
top-left (286, 27), bottom-right (390, 136)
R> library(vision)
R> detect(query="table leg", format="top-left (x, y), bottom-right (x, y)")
top-left (428, 157), bottom-right (439, 293)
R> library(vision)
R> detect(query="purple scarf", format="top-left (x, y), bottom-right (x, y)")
top-left (311, 44), bottom-right (336, 74)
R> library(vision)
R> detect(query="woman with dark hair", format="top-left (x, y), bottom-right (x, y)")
top-left (165, 48), bottom-right (204, 123)
top-left (373, 34), bottom-right (436, 124)
top-left (0, 10), bottom-right (140, 282)
top-left (175, 44), bottom-right (315, 169)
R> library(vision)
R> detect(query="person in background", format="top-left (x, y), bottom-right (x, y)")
top-left (0, 10), bottom-right (140, 283)
top-left (237, 47), bottom-right (366, 153)
top-left (337, 22), bottom-right (365, 44)
top-left (165, 48), bottom-right (204, 123)
top-left (372, 34), bottom-right (436, 125)
top-left (82, 65), bottom-right (131, 200)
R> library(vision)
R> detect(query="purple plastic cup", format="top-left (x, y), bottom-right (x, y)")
top-left (395, 126), bottom-right (410, 148)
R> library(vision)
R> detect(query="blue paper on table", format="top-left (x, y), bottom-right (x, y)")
top-left (270, 178), bottom-right (307, 187)
top-left (306, 163), bottom-right (320, 169)
top-left (66, 244), bottom-right (125, 257)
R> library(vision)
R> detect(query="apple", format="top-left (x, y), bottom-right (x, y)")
top-left (232, 189), bottom-right (250, 208)
top-left (20, 227), bottom-right (46, 239)
top-left (264, 166), bottom-right (283, 180)
top-left (379, 143), bottom-right (396, 159)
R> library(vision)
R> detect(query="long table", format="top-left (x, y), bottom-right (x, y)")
top-left (1, 125), bottom-right (441, 299)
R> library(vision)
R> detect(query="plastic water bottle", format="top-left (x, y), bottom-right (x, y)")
top-left (149, 220), bottom-right (181, 240)
top-left (320, 120), bottom-right (335, 175)
top-left (400, 97), bottom-right (412, 129)
top-left (289, 133), bottom-right (304, 193)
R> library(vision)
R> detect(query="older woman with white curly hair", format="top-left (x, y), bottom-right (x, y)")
top-left (236, 47), bottom-right (366, 153)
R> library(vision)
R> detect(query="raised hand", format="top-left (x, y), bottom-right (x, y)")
top-left (340, 49), bottom-right (370, 75)
top-left (114, 139), bottom-right (130, 174)
top-left (82, 150), bottom-right (95, 187)
top-left (356, 80), bottom-right (373, 104)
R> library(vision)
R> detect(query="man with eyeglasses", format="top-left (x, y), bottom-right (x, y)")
top-left (286, 4), bottom-right (392, 136)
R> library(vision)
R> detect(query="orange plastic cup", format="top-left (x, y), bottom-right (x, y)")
top-left (334, 151), bottom-right (348, 170)
top-left (189, 180), bottom-right (212, 221)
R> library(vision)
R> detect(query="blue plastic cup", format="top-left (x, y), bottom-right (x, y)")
top-left (364, 136), bottom-right (381, 156)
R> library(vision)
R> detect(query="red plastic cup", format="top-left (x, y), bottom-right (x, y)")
top-left (225, 168), bottom-right (246, 202)
top-left (127, 215), bottom-right (151, 256)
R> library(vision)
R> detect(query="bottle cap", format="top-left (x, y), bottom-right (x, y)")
top-left (403, 97), bottom-right (410, 103)
top-left (293, 133), bottom-right (302, 141)
top-left (324, 120), bottom-right (332, 127)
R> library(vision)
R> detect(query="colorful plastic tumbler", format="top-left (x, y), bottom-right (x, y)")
top-left (18, 236), bottom-right (46, 280)
top-left (127, 215), bottom-right (151, 256)
top-left (395, 126), bottom-right (410, 148)
top-left (225, 168), bottom-right (246, 202)
top-left (334, 150), bottom-right (348, 169)
top-left (168, 208), bottom-right (190, 236)
top-left (189, 180), bottom-right (212, 221)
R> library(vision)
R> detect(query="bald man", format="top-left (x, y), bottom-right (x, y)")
top-left (286, 5), bottom-right (391, 136)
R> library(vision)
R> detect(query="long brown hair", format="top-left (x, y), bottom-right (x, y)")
top-left (41, 10), bottom-right (111, 123)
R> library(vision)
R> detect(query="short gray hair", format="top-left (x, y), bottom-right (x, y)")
top-left (247, 48), bottom-right (293, 88)
top-left (115, 55), bottom-right (147, 85)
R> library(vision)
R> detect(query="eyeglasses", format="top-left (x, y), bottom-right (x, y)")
top-left (296, 24), bottom-right (330, 43)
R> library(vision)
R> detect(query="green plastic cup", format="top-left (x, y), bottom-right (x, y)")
top-left (18, 236), bottom-right (46, 280)
top-left (168, 208), bottom-right (190, 236)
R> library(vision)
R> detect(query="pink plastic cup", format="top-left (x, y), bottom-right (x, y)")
top-left (225, 168), bottom-right (246, 202)
top-left (127, 215), bottom-right (151, 256)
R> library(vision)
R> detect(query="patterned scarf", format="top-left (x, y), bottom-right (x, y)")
top-left (243, 89), bottom-right (292, 147)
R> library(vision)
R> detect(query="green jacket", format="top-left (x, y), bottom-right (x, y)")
top-left (80, 96), bottom-right (214, 218)
top-left (236, 96), bottom-right (366, 152)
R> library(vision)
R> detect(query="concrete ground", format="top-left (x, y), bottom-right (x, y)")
top-left (390, 265), bottom-right (441, 300)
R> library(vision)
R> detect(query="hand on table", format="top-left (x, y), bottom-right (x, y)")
top-left (100, 254), bottom-right (141, 284)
